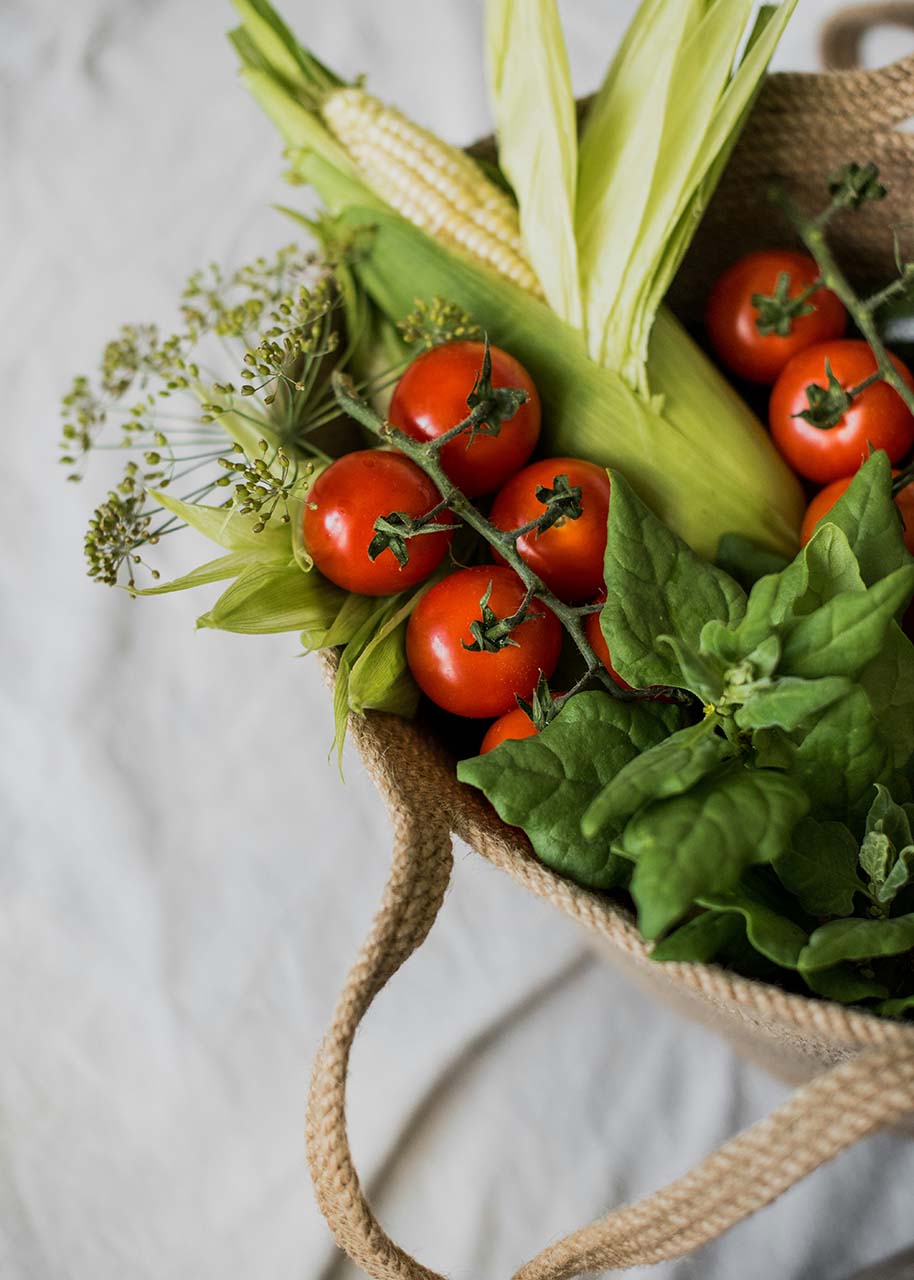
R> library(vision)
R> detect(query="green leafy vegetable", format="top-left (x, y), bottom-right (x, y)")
top-left (820, 451), bottom-right (914, 587)
top-left (775, 818), bottom-right (863, 917)
top-left (698, 872), bottom-right (809, 970)
top-left (789, 687), bottom-right (888, 816)
top-left (623, 764), bottom-right (809, 938)
top-left (732, 675), bottom-right (851, 733)
top-left (877, 994), bottom-right (914, 1018)
top-left (650, 911), bottom-right (742, 963)
top-left (799, 914), bottom-right (914, 970)
top-left (601, 470), bottom-right (746, 689)
top-left (777, 565), bottom-right (914, 680)
top-left (458, 692), bottom-right (676, 890)
top-left (582, 717), bottom-right (733, 836)
top-left (716, 533), bottom-right (789, 590)
top-left (802, 966), bottom-right (889, 1004)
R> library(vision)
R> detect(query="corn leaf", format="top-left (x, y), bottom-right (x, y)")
top-left (237, 69), bottom-right (361, 180)
top-left (577, 0), bottom-right (796, 382)
top-left (132, 551), bottom-right (252, 597)
top-left (230, 0), bottom-right (342, 92)
top-left (576, 0), bottom-right (700, 375)
top-left (485, 0), bottom-right (581, 327)
top-left (347, 571), bottom-right (444, 716)
top-left (302, 590), bottom-right (381, 652)
top-left (197, 561), bottom-right (344, 634)
top-left (330, 595), bottom-right (418, 763)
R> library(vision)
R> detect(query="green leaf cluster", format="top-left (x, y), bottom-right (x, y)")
top-left (459, 452), bottom-right (914, 1016)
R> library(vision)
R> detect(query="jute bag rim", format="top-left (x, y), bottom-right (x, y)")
top-left (305, 22), bottom-right (914, 1280)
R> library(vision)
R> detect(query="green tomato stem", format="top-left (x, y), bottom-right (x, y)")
top-left (772, 188), bottom-right (914, 422)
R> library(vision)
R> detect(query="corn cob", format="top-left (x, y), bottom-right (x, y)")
top-left (321, 87), bottom-right (543, 297)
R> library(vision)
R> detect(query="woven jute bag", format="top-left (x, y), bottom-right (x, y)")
top-left (308, 11), bottom-right (914, 1278)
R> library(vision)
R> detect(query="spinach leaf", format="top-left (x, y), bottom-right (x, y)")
top-left (859, 783), bottom-right (914, 909)
top-left (876, 994), bottom-right (914, 1018)
top-left (790, 687), bottom-right (888, 816)
top-left (622, 763), bottom-right (809, 938)
top-left (734, 675), bottom-right (852, 732)
top-left (802, 966), bottom-right (889, 1003)
top-left (799, 914), bottom-right (914, 970)
top-left (457, 692), bottom-right (676, 890)
top-left (699, 872), bottom-right (809, 969)
top-left (650, 911), bottom-right (742, 963)
top-left (860, 623), bottom-right (914, 772)
top-left (601, 472), bottom-right (746, 690)
top-left (778, 565), bottom-right (914, 680)
top-left (702, 524), bottom-right (861, 666)
top-left (787, 521), bottom-right (866, 615)
top-left (774, 818), bottom-right (863, 917)
top-left (821, 450), bottom-right (914, 586)
top-left (716, 533), bottom-right (789, 590)
top-left (581, 717), bottom-right (734, 836)
top-left (878, 848), bottom-right (914, 906)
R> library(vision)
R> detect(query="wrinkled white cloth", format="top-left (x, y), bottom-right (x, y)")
top-left (3, 3), bottom-right (914, 1278)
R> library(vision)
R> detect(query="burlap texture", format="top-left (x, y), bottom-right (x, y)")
top-left (308, 18), bottom-right (914, 1279)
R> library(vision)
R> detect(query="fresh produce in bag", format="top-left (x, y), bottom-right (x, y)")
top-left (63, 1), bottom-right (914, 1269)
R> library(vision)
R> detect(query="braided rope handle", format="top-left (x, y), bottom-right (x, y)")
top-left (306, 771), bottom-right (914, 1280)
top-left (821, 3), bottom-right (914, 71)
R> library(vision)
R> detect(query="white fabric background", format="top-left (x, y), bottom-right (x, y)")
top-left (4, 3), bottom-right (914, 1277)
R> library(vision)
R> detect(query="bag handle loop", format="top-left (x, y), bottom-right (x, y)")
top-left (821, 4), bottom-right (914, 77)
top-left (305, 737), bottom-right (914, 1279)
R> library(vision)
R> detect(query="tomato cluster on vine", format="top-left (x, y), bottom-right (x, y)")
top-left (707, 248), bottom-right (914, 547)
top-left (303, 339), bottom-right (629, 751)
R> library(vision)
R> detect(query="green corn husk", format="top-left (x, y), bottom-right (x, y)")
top-left (230, 0), bottom-right (805, 558)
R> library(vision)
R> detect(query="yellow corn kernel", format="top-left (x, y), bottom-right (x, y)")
top-left (321, 87), bottom-right (543, 297)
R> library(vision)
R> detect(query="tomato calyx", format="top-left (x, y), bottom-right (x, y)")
top-left (751, 271), bottom-right (820, 337)
top-left (527, 473), bottom-right (584, 534)
top-left (827, 161), bottom-right (887, 211)
top-left (793, 359), bottom-right (883, 430)
top-left (463, 580), bottom-right (537, 654)
top-left (462, 337), bottom-right (529, 445)
top-left (515, 671), bottom-right (559, 732)
top-left (368, 499), bottom-right (453, 567)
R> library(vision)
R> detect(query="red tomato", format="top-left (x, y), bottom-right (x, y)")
top-left (801, 471), bottom-right (914, 554)
top-left (479, 705), bottom-right (539, 754)
top-left (706, 250), bottom-right (845, 384)
top-left (303, 450), bottom-right (453, 596)
top-left (489, 458), bottom-right (611, 603)
top-left (388, 341), bottom-right (541, 497)
top-left (584, 597), bottom-right (632, 691)
top-left (405, 565), bottom-right (561, 718)
top-left (584, 595), bottom-right (675, 702)
top-left (770, 341), bottom-right (914, 484)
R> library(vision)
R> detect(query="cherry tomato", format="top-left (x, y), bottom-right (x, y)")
top-left (801, 471), bottom-right (914, 554)
top-left (489, 458), bottom-right (611, 603)
top-left (480, 705), bottom-right (539, 754)
top-left (584, 596), bottom-right (632, 691)
top-left (706, 250), bottom-right (845, 384)
top-left (388, 341), bottom-right (541, 497)
top-left (585, 594), bottom-right (675, 702)
top-left (405, 565), bottom-right (561, 718)
top-left (770, 340), bottom-right (914, 484)
top-left (303, 450), bottom-right (453, 596)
